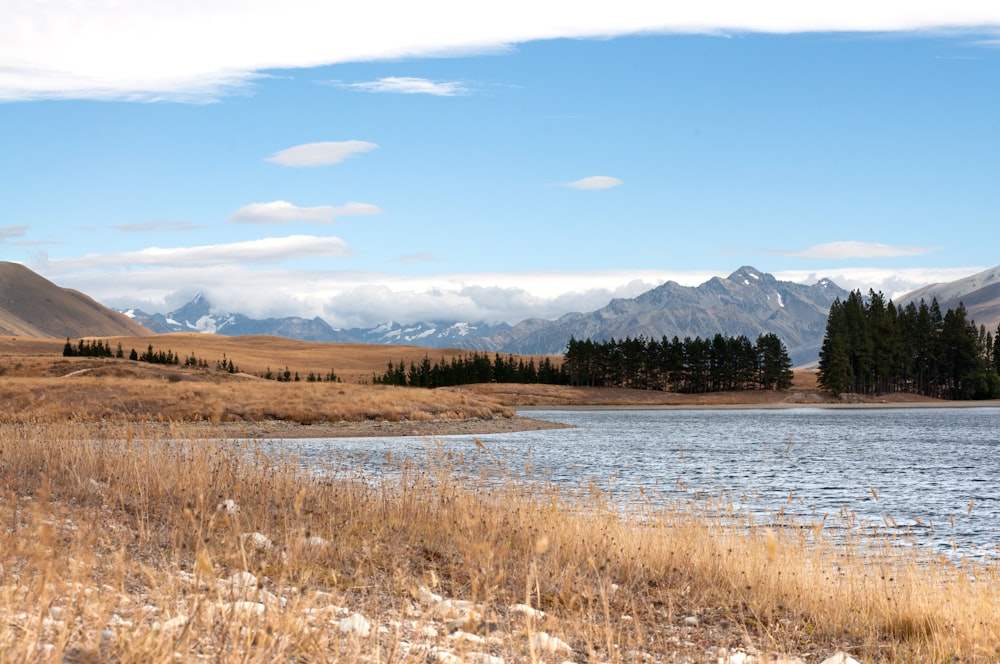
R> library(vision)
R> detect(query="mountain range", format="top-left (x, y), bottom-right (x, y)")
top-left (898, 265), bottom-right (1000, 332)
top-left (7, 259), bottom-right (1000, 369)
top-left (122, 266), bottom-right (851, 366)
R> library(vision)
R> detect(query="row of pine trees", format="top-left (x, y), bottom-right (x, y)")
top-left (373, 352), bottom-right (566, 388)
top-left (817, 291), bottom-right (1000, 399)
top-left (563, 333), bottom-right (794, 392)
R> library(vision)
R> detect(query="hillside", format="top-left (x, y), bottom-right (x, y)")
top-left (470, 267), bottom-right (848, 367)
top-left (0, 262), bottom-right (152, 338)
top-left (900, 264), bottom-right (1000, 331)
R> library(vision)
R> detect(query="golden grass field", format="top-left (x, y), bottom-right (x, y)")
top-left (2, 334), bottom-right (999, 662)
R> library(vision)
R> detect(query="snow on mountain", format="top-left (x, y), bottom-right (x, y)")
top-left (119, 266), bottom-right (853, 365)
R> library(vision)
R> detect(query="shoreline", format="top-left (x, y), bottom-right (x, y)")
top-left (81, 396), bottom-right (1000, 440)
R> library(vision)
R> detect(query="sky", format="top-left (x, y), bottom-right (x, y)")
top-left (3, 2), bottom-right (1000, 328)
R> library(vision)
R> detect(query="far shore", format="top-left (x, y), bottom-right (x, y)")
top-left (87, 396), bottom-right (1000, 440)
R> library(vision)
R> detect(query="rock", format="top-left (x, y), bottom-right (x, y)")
top-left (302, 535), bottom-right (329, 547)
top-left (417, 585), bottom-right (443, 606)
top-left (338, 612), bottom-right (372, 637)
top-left (218, 570), bottom-right (259, 596)
top-left (509, 603), bottom-right (545, 619)
top-left (217, 601), bottom-right (266, 620)
top-left (449, 630), bottom-right (486, 645)
top-left (241, 531), bottom-right (274, 551)
top-left (466, 654), bottom-right (505, 664)
top-left (819, 654), bottom-right (863, 664)
top-left (217, 499), bottom-right (240, 514)
top-left (531, 631), bottom-right (572, 654)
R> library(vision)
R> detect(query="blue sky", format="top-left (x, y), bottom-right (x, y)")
top-left (2, 3), bottom-right (1000, 327)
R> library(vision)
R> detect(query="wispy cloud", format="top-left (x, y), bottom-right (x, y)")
top-left (228, 201), bottom-right (383, 224)
top-left (265, 140), bottom-right (378, 167)
top-left (775, 241), bottom-right (940, 260)
top-left (7, 4), bottom-right (1000, 102)
top-left (47, 235), bottom-right (352, 270)
top-left (336, 77), bottom-right (470, 96)
top-left (112, 221), bottom-right (203, 233)
top-left (390, 252), bottom-right (440, 264)
top-left (0, 225), bottom-right (29, 242)
top-left (566, 176), bottom-right (623, 190)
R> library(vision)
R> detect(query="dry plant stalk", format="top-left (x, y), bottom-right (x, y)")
top-left (0, 422), bottom-right (998, 662)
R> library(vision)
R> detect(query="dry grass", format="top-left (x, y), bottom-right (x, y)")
top-left (2, 422), bottom-right (999, 662)
top-left (0, 334), bottom-right (561, 384)
top-left (0, 374), bottom-right (512, 425)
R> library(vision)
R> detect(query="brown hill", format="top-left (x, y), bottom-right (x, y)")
top-left (0, 262), bottom-right (152, 338)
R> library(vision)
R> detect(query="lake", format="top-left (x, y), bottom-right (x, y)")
top-left (280, 407), bottom-right (1000, 560)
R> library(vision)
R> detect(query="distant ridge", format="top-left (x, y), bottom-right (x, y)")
top-left (129, 267), bottom-right (847, 367)
top-left (463, 266), bottom-right (849, 367)
top-left (899, 265), bottom-right (1000, 332)
top-left (0, 262), bottom-right (152, 338)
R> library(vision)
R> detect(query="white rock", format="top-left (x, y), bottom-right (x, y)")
top-left (107, 613), bottom-right (133, 628)
top-left (531, 631), bottom-right (572, 654)
top-left (241, 532), bottom-right (274, 551)
top-left (302, 535), bottom-right (330, 547)
top-left (48, 606), bottom-right (67, 621)
top-left (338, 612), bottom-right (372, 637)
top-left (432, 648), bottom-right (463, 664)
top-left (217, 499), bottom-right (240, 514)
top-left (418, 624), bottom-right (439, 638)
top-left (683, 615), bottom-right (699, 626)
top-left (449, 630), bottom-right (486, 645)
top-left (509, 603), bottom-right (545, 619)
top-left (219, 570), bottom-right (259, 595)
top-left (466, 654), bottom-right (505, 664)
top-left (217, 601), bottom-right (266, 620)
top-left (417, 585), bottom-right (443, 606)
top-left (819, 654), bottom-right (863, 664)
top-left (719, 653), bottom-right (756, 664)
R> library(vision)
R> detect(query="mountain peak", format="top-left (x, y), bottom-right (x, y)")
top-left (727, 266), bottom-right (768, 285)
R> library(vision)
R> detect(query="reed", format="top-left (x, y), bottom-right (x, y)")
top-left (1, 422), bottom-right (998, 662)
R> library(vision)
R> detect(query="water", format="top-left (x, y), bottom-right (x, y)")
top-left (278, 407), bottom-right (1000, 559)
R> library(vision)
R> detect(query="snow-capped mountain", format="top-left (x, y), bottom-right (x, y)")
top-left (120, 267), bottom-right (849, 365)
top-left (898, 264), bottom-right (1000, 332)
top-left (123, 294), bottom-right (347, 342)
top-left (468, 267), bottom-right (849, 366)
top-left (122, 295), bottom-right (510, 347)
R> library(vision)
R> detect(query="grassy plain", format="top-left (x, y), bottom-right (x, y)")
top-left (2, 335), bottom-right (999, 661)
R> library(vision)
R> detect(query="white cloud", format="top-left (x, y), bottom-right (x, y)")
top-left (0, 225), bottom-right (29, 242)
top-left (776, 241), bottom-right (939, 260)
top-left (32, 260), bottom-right (982, 328)
top-left (228, 201), bottom-right (383, 224)
top-left (391, 252), bottom-right (440, 264)
top-left (45, 235), bottom-right (352, 270)
top-left (337, 77), bottom-right (470, 96)
top-left (265, 140), bottom-right (378, 167)
top-left (774, 267), bottom-right (986, 301)
top-left (112, 221), bottom-right (203, 232)
top-left (6, 3), bottom-right (1000, 101)
top-left (566, 176), bottom-right (624, 190)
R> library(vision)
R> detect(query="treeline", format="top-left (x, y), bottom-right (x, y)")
top-left (257, 367), bottom-right (340, 382)
top-left (564, 333), bottom-right (794, 392)
top-left (818, 291), bottom-right (1000, 399)
top-left (63, 340), bottom-right (241, 374)
top-left (373, 352), bottom-right (567, 388)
